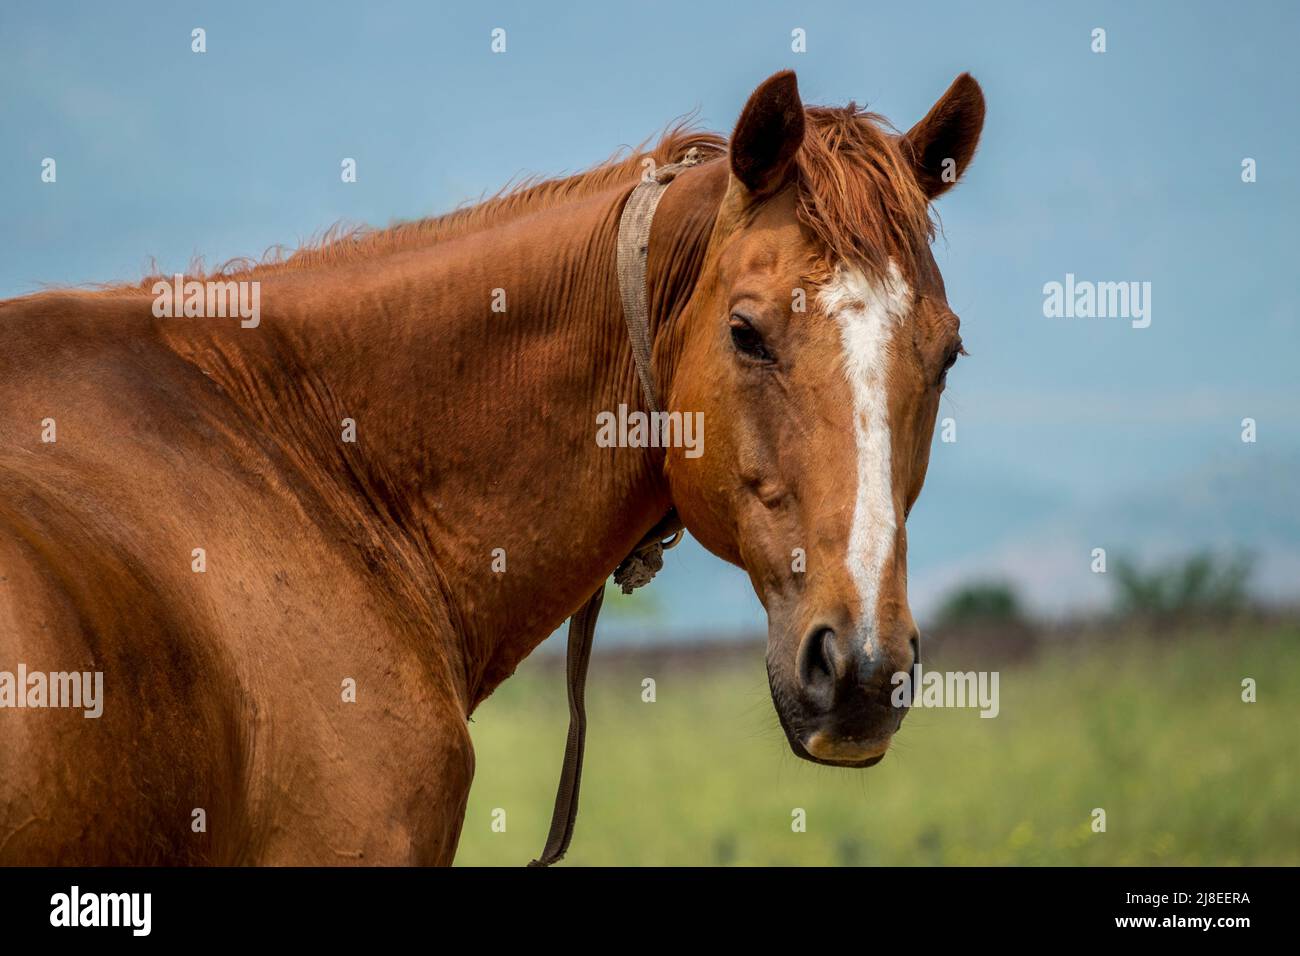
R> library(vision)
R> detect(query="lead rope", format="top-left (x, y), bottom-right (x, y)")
top-left (527, 149), bottom-right (701, 868)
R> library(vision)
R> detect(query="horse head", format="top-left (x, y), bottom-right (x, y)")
top-left (663, 71), bottom-right (985, 766)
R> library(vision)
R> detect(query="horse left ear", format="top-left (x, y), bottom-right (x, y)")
top-left (902, 73), bottom-right (986, 200)
top-left (730, 70), bottom-right (806, 197)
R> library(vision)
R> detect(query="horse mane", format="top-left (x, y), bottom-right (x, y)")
top-left (97, 105), bottom-right (930, 291)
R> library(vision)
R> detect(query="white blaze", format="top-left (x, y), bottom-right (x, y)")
top-left (817, 262), bottom-right (911, 654)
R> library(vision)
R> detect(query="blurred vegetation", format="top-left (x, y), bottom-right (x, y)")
top-left (929, 579), bottom-right (1035, 665)
top-left (457, 622), bottom-right (1300, 865)
top-left (1110, 551), bottom-right (1254, 621)
top-left (599, 580), bottom-right (662, 620)
top-left (935, 580), bottom-right (1025, 628)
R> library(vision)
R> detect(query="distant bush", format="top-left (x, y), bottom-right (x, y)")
top-left (935, 581), bottom-right (1025, 629)
top-left (1110, 551), bottom-right (1253, 620)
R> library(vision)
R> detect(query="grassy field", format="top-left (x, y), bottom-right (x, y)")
top-left (456, 624), bottom-right (1300, 865)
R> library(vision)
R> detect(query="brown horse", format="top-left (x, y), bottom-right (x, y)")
top-left (0, 70), bottom-right (984, 864)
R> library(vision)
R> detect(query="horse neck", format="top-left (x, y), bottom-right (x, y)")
top-left (166, 160), bottom-right (727, 708)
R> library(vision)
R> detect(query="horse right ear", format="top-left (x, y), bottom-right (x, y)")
top-left (730, 71), bottom-right (805, 197)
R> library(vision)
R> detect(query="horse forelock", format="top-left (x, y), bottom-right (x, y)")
top-left (791, 106), bottom-right (935, 289)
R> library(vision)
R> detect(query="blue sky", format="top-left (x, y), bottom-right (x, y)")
top-left (3, 1), bottom-right (1296, 633)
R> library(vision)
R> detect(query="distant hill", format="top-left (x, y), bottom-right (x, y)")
top-left (909, 450), bottom-right (1300, 620)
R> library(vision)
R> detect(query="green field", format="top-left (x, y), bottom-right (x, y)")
top-left (457, 624), bottom-right (1300, 865)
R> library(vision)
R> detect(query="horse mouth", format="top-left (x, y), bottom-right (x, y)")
top-left (783, 726), bottom-right (891, 768)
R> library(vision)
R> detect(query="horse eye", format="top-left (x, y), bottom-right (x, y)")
top-left (729, 315), bottom-right (774, 363)
top-left (936, 343), bottom-right (965, 389)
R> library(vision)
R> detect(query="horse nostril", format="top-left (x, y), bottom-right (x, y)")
top-left (797, 627), bottom-right (839, 710)
top-left (901, 633), bottom-right (921, 725)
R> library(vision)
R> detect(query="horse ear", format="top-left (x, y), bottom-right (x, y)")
top-left (901, 73), bottom-right (986, 200)
top-left (730, 71), bottom-right (805, 197)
